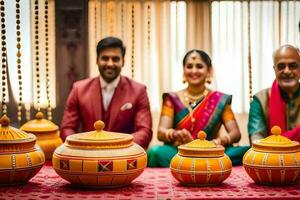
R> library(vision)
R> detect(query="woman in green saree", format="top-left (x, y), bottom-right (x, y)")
top-left (147, 49), bottom-right (248, 167)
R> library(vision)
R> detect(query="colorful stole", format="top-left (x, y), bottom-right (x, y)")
top-left (165, 91), bottom-right (231, 140)
top-left (269, 80), bottom-right (287, 132)
top-left (269, 80), bottom-right (300, 141)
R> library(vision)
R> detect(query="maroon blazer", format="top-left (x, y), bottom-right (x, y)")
top-left (60, 76), bottom-right (153, 149)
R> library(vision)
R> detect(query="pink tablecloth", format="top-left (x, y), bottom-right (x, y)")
top-left (1, 163), bottom-right (300, 200)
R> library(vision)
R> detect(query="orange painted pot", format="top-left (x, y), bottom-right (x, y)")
top-left (243, 126), bottom-right (300, 185)
top-left (53, 120), bottom-right (147, 188)
top-left (0, 115), bottom-right (45, 185)
top-left (21, 112), bottom-right (62, 160)
top-left (170, 131), bottom-right (232, 186)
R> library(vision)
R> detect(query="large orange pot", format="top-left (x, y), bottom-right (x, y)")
top-left (170, 131), bottom-right (232, 186)
top-left (0, 115), bottom-right (45, 185)
top-left (243, 126), bottom-right (300, 185)
top-left (52, 120), bottom-right (147, 188)
top-left (20, 112), bottom-right (62, 159)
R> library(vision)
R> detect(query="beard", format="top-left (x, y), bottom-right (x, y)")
top-left (99, 65), bottom-right (122, 83)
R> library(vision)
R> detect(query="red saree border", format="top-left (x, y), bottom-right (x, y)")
top-left (176, 91), bottom-right (225, 139)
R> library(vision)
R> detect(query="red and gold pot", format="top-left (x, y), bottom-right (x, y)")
top-left (0, 115), bottom-right (45, 185)
top-left (20, 112), bottom-right (62, 160)
top-left (243, 126), bottom-right (300, 185)
top-left (170, 131), bottom-right (232, 186)
top-left (52, 120), bottom-right (147, 188)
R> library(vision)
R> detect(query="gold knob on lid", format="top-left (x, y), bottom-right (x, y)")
top-left (94, 120), bottom-right (105, 131)
top-left (0, 115), bottom-right (10, 127)
top-left (35, 111), bottom-right (44, 120)
top-left (198, 131), bottom-right (207, 140)
top-left (271, 126), bottom-right (281, 136)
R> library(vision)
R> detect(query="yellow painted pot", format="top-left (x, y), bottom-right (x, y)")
top-left (0, 115), bottom-right (45, 185)
top-left (21, 112), bottom-right (62, 160)
top-left (53, 120), bottom-right (147, 188)
top-left (170, 131), bottom-right (232, 186)
top-left (243, 126), bottom-right (300, 185)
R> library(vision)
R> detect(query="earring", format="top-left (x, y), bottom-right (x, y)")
top-left (206, 76), bottom-right (212, 84)
top-left (182, 75), bottom-right (186, 84)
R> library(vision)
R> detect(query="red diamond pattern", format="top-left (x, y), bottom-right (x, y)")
top-left (98, 160), bottom-right (113, 172)
top-left (60, 160), bottom-right (69, 170)
top-left (127, 159), bottom-right (137, 170)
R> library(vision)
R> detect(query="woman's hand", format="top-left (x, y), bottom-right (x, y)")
top-left (211, 135), bottom-right (231, 147)
top-left (173, 129), bottom-right (194, 145)
top-left (211, 138), bottom-right (222, 146)
top-left (223, 120), bottom-right (241, 146)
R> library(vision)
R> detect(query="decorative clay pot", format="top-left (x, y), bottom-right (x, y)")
top-left (243, 126), bottom-right (300, 185)
top-left (52, 120), bottom-right (147, 188)
top-left (20, 112), bottom-right (62, 159)
top-left (0, 115), bottom-right (45, 185)
top-left (170, 131), bottom-right (232, 186)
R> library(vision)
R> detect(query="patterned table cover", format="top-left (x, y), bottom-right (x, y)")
top-left (0, 163), bottom-right (300, 200)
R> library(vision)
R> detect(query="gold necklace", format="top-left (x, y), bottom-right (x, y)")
top-left (184, 88), bottom-right (208, 106)
top-left (182, 88), bottom-right (208, 132)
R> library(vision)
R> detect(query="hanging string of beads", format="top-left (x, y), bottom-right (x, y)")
top-left (175, 1), bottom-right (178, 63)
top-left (278, 1), bottom-right (281, 45)
top-left (100, 0), bottom-right (103, 38)
top-left (131, 3), bottom-right (135, 79)
top-left (25, 103), bottom-right (30, 120)
top-left (107, 2), bottom-right (114, 35)
top-left (44, 0), bottom-right (52, 120)
top-left (121, 2), bottom-right (124, 40)
top-left (147, 1), bottom-right (151, 61)
top-left (16, 0), bottom-right (23, 122)
top-left (94, 0), bottom-right (97, 47)
top-left (0, 0), bottom-right (7, 116)
top-left (247, 0), bottom-right (253, 102)
top-left (34, 0), bottom-right (41, 111)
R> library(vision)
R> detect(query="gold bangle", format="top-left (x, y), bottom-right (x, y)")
top-left (212, 138), bottom-right (221, 146)
top-left (224, 134), bottom-right (232, 145)
top-left (165, 129), bottom-right (174, 142)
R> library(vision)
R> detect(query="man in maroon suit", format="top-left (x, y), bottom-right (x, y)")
top-left (61, 37), bottom-right (153, 149)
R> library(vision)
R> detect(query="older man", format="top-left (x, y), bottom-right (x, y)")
top-left (248, 44), bottom-right (300, 142)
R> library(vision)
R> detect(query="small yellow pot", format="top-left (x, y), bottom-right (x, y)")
top-left (52, 120), bottom-right (147, 188)
top-left (0, 115), bottom-right (45, 185)
top-left (20, 112), bottom-right (62, 160)
top-left (243, 126), bottom-right (300, 185)
top-left (170, 131), bottom-right (232, 186)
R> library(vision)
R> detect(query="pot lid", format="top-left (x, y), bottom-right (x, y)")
top-left (253, 126), bottom-right (300, 152)
top-left (0, 115), bottom-right (36, 143)
top-left (65, 120), bottom-right (133, 149)
top-left (178, 131), bottom-right (225, 157)
top-left (20, 112), bottom-right (58, 132)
